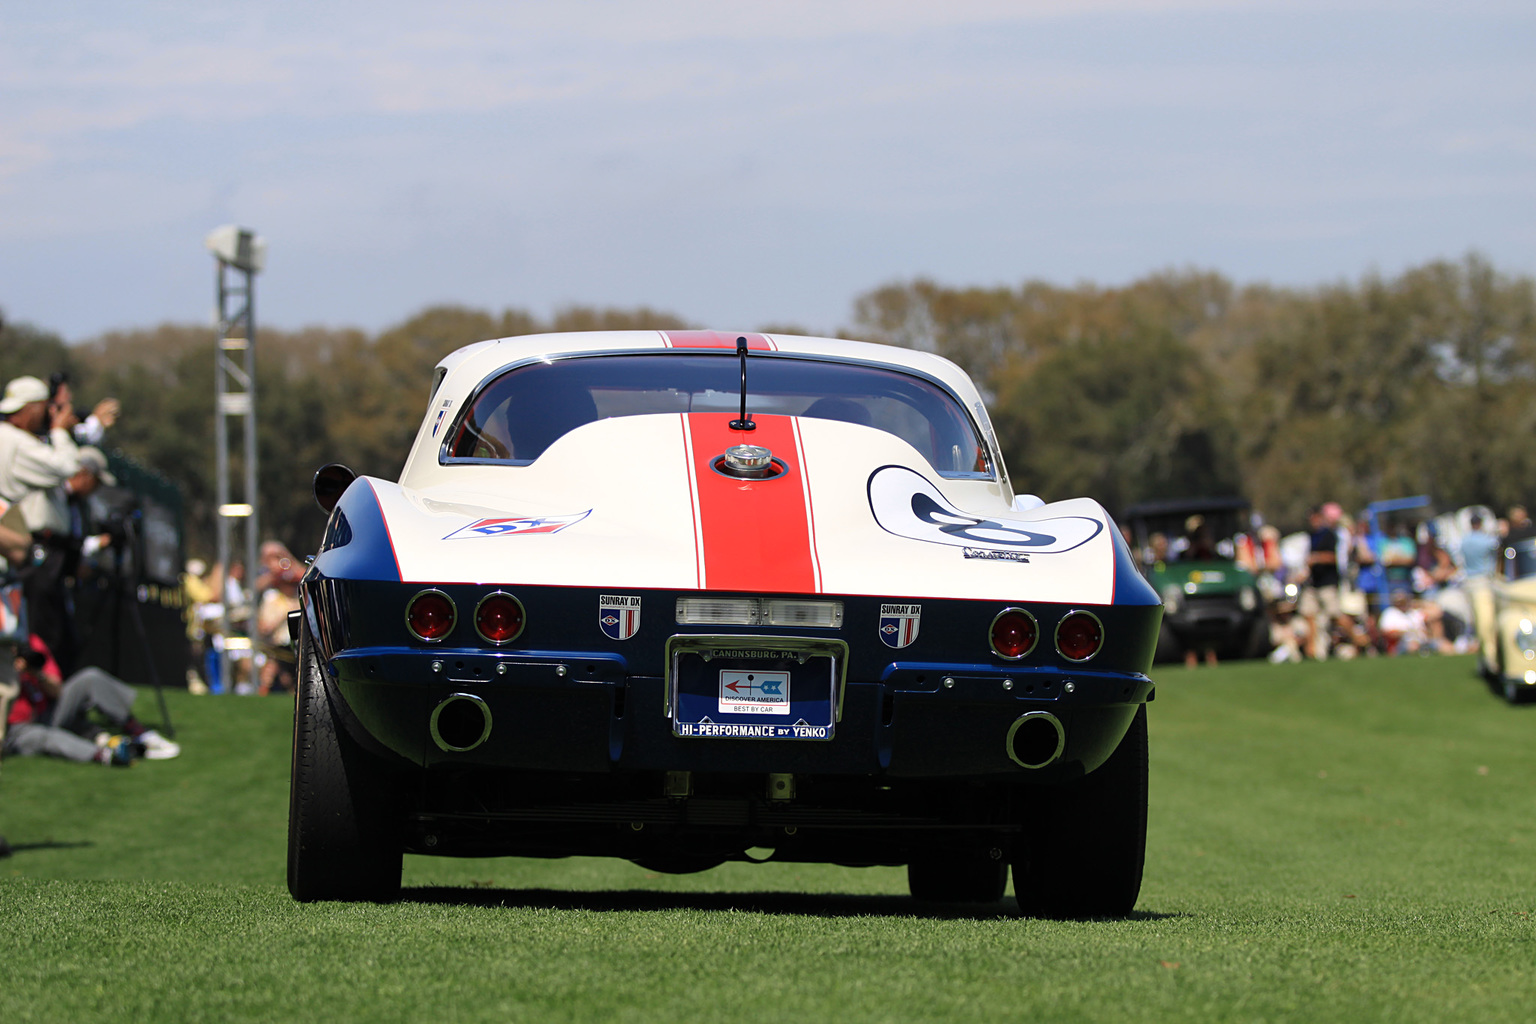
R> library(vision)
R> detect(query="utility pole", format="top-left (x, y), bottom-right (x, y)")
top-left (206, 225), bottom-right (266, 693)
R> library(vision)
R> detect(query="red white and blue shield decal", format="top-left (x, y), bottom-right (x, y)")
top-left (879, 603), bottom-right (921, 648)
top-left (443, 510), bottom-right (591, 540)
top-left (599, 594), bottom-right (641, 641)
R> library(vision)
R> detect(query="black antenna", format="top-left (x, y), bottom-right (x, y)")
top-left (728, 335), bottom-right (756, 431)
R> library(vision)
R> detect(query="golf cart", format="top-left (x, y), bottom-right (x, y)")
top-left (1124, 496), bottom-right (1269, 662)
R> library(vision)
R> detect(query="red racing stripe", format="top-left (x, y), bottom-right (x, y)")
top-left (685, 412), bottom-right (817, 593)
top-left (664, 331), bottom-right (775, 351)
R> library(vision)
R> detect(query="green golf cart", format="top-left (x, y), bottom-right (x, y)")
top-left (1123, 496), bottom-right (1270, 662)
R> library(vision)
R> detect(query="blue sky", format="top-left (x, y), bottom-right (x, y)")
top-left (1, 1), bottom-right (1532, 340)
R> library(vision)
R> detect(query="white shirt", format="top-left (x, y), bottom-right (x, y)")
top-left (1379, 605), bottom-right (1426, 640)
top-left (0, 422), bottom-right (80, 520)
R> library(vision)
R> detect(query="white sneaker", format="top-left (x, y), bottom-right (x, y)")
top-left (139, 729), bottom-right (181, 760)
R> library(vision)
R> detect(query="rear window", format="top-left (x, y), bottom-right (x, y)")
top-left (446, 353), bottom-right (992, 478)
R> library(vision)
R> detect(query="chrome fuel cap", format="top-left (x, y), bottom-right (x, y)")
top-left (716, 444), bottom-right (784, 479)
top-left (723, 444), bottom-right (773, 474)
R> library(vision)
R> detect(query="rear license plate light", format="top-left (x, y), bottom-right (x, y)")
top-left (675, 597), bottom-right (843, 628)
top-left (763, 599), bottom-right (843, 628)
top-left (675, 597), bottom-right (762, 625)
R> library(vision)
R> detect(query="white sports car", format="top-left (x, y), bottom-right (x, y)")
top-left (289, 330), bottom-right (1162, 914)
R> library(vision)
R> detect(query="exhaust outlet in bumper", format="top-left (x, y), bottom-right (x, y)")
top-left (430, 693), bottom-right (493, 752)
top-left (1006, 711), bottom-right (1065, 769)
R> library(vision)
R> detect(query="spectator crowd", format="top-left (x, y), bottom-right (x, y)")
top-left (0, 371), bottom-right (180, 776)
top-left (1141, 499), bottom-right (1535, 665)
top-left (181, 538), bottom-right (302, 696)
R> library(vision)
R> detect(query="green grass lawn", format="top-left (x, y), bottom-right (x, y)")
top-left (2, 655), bottom-right (1532, 1022)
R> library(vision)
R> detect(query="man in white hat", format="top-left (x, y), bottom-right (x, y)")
top-left (0, 376), bottom-right (81, 503)
top-left (0, 375), bottom-right (83, 670)
top-left (0, 369), bottom-right (78, 478)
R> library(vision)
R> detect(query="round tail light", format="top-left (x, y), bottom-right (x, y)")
top-left (474, 592), bottom-right (525, 644)
top-left (406, 590), bottom-right (456, 642)
top-left (990, 608), bottom-right (1038, 660)
top-left (1056, 611), bottom-right (1104, 662)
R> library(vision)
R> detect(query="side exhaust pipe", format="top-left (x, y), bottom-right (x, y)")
top-left (430, 693), bottom-right (493, 752)
top-left (1006, 711), bottom-right (1065, 769)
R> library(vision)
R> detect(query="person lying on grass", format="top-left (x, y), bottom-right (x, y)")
top-left (2, 637), bottom-right (178, 765)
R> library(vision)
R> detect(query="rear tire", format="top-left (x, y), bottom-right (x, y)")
top-left (1480, 645), bottom-right (1500, 688)
top-left (1012, 704), bottom-right (1147, 918)
top-left (1153, 624), bottom-right (1182, 664)
top-left (287, 622), bottom-right (403, 902)
top-left (630, 855), bottom-right (728, 875)
top-left (907, 849), bottom-right (1008, 903)
top-left (1494, 647), bottom-right (1530, 703)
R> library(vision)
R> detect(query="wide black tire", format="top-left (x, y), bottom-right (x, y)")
top-left (1153, 623), bottom-right (1182, 664)
top-left (630, 855), bottom-right (728, 875)
top-left (1012, 704), bottom-right (1148, 918)
top-left (908, 849), bottom-right (1008, 903)
top-left (287, 623), bottom-right (403, 902)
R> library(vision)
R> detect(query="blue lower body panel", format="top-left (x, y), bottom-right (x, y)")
top-left (328, 646), bottom-right (1152, 780)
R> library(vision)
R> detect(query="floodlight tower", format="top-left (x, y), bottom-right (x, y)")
top-left (206, 225), bottom-right (266, 692)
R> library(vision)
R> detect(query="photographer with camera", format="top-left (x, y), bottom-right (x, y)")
top-left (0, 375), bottom-right (81, 485)
top-left (0, 375), bottom-right (86, 672)
top-left (47, 372), bottom-right (119, 447)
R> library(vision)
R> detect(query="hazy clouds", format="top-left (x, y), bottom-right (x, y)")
top-left (1, 0), bottom-right (1531, 338)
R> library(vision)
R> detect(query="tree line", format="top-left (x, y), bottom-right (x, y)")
top-left (853, 254), bottom-right (1536, 526)
top-left (2, 253), bottom-right (1532, 560)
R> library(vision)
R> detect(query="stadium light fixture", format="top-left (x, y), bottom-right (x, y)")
top-left (204, 225), bottom-right (267, 275)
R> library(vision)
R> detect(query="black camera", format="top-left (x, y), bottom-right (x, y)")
top-left (47, 371), bottom-right (88, 421)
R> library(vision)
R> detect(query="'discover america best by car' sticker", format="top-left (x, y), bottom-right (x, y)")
top-left (442, 510), bottom-right (591, 540)
top-left (718, 670), bottom-right (790, 715)
top-left (867, 465), bottom-right (1102, 556)
top-left (879, 603), bottom-right (921, 648)
top-left (599, 594), bottom-right (641, 640)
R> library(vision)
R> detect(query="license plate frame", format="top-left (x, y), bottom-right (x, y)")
top-left (665, 635), bottom-right (848, 741)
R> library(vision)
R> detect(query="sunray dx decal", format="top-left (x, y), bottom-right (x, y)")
top-left (867, 465), bottom-right (1102, 554)
top-left (599, 594), bottom-right (641, 640)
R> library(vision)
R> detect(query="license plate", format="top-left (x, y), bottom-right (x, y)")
top-left (670, 643), bottom-right (838, 740)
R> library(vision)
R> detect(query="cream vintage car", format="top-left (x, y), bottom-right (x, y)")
top-left (1481, 536), bottom-right (1536, 704)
